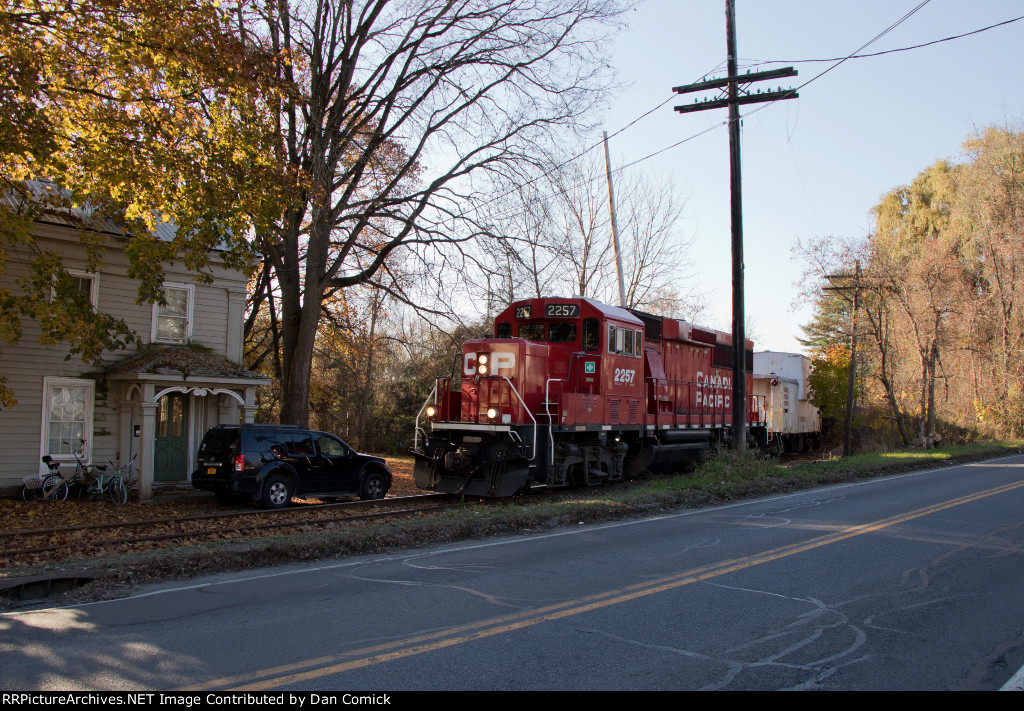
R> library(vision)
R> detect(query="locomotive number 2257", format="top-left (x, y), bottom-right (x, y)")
top-left (613, 368), bottom-right (636, 384)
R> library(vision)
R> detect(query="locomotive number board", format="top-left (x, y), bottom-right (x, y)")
top-left (545, 303), bottom-right (579, 318)
top-left (515, 306), bottom-right (532, 319)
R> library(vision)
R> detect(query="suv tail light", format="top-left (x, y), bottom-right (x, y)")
top-left (233, 454), bottom-right (245, 472)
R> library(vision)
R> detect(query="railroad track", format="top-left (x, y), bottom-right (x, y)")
top-left (0, 494), bottom-right (480, 567)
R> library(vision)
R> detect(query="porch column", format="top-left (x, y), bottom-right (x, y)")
top-left (116, 393), bottom-right (140, 489)
top-left (242, 386), bottom-right (258, 424)
top-left (138, 383), bottom-right (157, 501)
top-left (218, 393), bottom-right (238, 425)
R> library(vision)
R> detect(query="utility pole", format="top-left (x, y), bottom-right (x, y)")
top-left (673, 0), bottom-right (798, 452)
top-left (844, 262), bottom-right (861, 456)
top-left (602, 131), bottom-right (627, 308)
top-left (824, 262), bottom-right (862, 457)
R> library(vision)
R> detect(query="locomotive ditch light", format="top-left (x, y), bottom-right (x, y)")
top-left (426, 405), bottom-right (437, 419)
top-left (486, 407), bottom-right (499, 420)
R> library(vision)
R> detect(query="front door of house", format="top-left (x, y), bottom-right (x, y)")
top-left (155, 392), bottom-right (189, 481)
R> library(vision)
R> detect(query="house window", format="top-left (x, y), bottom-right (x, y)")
top-left (152, 284), bottom-right (194, 344)
top-left (51, 269), bottom-right (99, 308)
top-left (41, 377), bottom-right (94, 460)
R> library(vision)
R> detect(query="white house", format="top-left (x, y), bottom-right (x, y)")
top-left (0, 186), bottom-right (269, 500)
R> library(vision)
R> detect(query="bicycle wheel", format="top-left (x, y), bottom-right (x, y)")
top-left (108, 477), bottom-right (128, 505)
top-left (42, 475), bottom-right (69, 502)
top-left (22, 482), bottom-right (40, 501)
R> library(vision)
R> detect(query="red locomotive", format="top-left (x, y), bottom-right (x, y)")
top-left (412, 296), bottom-right (767, 496)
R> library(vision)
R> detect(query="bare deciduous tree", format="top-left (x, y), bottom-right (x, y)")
top-left (240, 0), bottom-right (629, 425)
top-left (475, 153), bottom-right (701, 318)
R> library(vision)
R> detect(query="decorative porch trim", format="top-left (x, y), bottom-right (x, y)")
top-left (153, 385), bottom-right (245, 405)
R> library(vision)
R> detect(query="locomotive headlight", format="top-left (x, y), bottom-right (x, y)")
top-left (478, 353), bottom-right (488, 365)
top-left (426, 405), bottom-right (437, 418)
top-left (478, 363), bottom-right (488, 375)
top-left (486, 407), bottom-right (498, 420)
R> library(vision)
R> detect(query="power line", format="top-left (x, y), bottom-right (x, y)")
top-left (742, 13), bottom-right (1024, 68)
top-left (792, 0), bottom-right (932, 93)
top-left (470, 0), bottom-right (977, 226)
top-left (463, 63), bottom-right (728, 221)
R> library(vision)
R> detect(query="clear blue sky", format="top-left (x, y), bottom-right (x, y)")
top-left (597, 0), bottom-right (1024, 352)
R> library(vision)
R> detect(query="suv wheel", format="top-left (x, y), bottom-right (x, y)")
top-left (261, 474), bottom-right (293, 509)
top-left (360, 471), bottom-right (388, 501)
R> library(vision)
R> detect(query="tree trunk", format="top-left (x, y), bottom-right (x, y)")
top-left (355, 295), bottom-right (380, 449)
top-left (926, 341), bottom-right (938, 442)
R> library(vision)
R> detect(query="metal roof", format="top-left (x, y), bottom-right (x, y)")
top-left (2, 180), bottom-right (179, 241)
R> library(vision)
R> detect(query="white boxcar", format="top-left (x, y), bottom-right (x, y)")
top-left (752, 351), bottom-right (821, 455)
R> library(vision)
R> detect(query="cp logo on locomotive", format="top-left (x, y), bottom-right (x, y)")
top-left (464, 352), bottom-right (516, 375)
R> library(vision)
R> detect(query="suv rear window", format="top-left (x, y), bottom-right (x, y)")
top-left (199, 427), bottom-right (239, 457)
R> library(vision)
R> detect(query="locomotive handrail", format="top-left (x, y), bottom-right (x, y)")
top-left (544, 377), bottom-right (559, 465)
top-left (543, 350), bottom-right (598, 418)
top-left (501, 376), bottom-right (537, 461)
top-left (413, 381), bottom-right (440, 451)
top-left (543, 351), bottom-right (599, 464)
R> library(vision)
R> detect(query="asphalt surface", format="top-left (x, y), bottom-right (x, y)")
top-left (3, 455), bottom-right (1024, 691)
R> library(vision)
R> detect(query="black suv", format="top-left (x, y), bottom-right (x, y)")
top-left (191, 424), bottom-right (392, 508)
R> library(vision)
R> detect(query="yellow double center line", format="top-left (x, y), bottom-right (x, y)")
top-left (188, 477), bottom-right (1024, 690)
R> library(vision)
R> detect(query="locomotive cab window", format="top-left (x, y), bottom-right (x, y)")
top-left (495, 321), bottom-right (512, 338)
top-left (607, 324), bottom-right (641, 356)
top-left (582, 318), bottom-right (599, 351)
top-left (548, 322), bottom-right (577, 343)
top-left (518, 323), bottom-right (545, 341)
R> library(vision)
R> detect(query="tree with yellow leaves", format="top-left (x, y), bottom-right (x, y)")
top-left (1, 0), bottom-right (284, 405)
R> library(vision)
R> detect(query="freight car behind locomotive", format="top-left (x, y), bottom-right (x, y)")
top-left (412, 296), bottom-right (766, 496)
top-left (752, 351), bottom-right (822, 455)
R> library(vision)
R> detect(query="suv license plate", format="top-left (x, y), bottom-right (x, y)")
top-left (206, 467), bottom-right (217, 475)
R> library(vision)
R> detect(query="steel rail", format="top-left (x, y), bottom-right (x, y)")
top-left (0, 494), bottom-right (450, 540)
top-left (1, 501), bottom-right (477, 560)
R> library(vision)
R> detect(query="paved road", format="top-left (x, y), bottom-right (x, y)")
top-left (3, 455), bottom-right (1024, 690)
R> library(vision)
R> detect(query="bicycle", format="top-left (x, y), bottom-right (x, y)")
top-left (92, 452), bottom-right (136, 505)
top-left (42, 439), bottom-right (126, 504)
top-left (23, 439), bottom-right (94, 502)
top-left (20, 455), bottom-right (65, 501)
top-left (84, 463), bottom-right (128, 505)
top-left (26, 440), bottom-right (133, 505)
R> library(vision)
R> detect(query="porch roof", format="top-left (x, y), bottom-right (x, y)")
top-left (106, 346), bottom-right (271, 385)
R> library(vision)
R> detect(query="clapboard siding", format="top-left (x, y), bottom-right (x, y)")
top-left (0, 223), bottom-right (249, 491)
